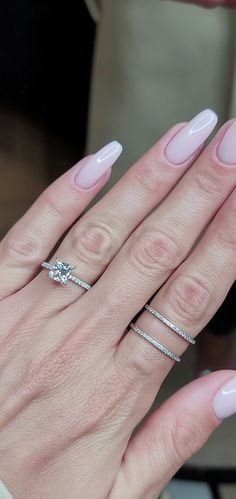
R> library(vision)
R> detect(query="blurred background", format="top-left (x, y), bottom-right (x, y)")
top-left (1, 1), bottom-right (236, 498)
top-left (0, 0), bottom-right (95, 236)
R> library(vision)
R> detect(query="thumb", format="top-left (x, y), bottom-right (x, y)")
top-left (111, 370), bottom-right (236, 499)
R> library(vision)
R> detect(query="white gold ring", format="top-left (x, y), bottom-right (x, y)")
top-left (42, 259), bottom-right (91, 290)
top-left (129, 323), bottom-right (181, 362)
top-left (145, 304), bottom-right (195, 345)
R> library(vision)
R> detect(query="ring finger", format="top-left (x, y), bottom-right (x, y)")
top-left (84, 118), bottom-right (236, 346)
top-left (116, 185), bottom-right (236, 419)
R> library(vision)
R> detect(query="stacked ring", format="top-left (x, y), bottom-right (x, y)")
top-left (129, 304), bottom-right (196, 363)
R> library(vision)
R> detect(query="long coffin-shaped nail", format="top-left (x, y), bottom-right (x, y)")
top-left (165, 109), bottom-right (218, 165)
top-left (75, 141), bottom-right (123, 189)
top-left (217, 120), bottom-right (236, 165)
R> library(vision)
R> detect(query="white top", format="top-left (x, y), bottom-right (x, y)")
top-left (0, 480), bottom-right (14, 499)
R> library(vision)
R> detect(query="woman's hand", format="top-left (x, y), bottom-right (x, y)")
top-left (0, 109), bottom-right (236, 499)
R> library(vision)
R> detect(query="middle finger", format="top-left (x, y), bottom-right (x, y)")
top-left (86, 119), bottom-right (236, 344)
top-left (30, 110), bottom-right (216, 311)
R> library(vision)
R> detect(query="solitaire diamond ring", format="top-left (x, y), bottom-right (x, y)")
top-left (42, 259), bottom-right (91, 290)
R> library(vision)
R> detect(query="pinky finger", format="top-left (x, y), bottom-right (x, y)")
top-left (0, 142), bottom-right (122, 299)
top-left (110, 370), bottom-right (236, 499)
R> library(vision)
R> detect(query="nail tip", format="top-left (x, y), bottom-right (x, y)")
top-left (107, 139), bottom-right (123, 150)
top-left (199, 107), bottom-right (218, 120)
top-left (101, 140), bottom-right (123, 158)
top-left (191, 108), bottom-right (218, 130)
top-left (213, 374), bottom-right (236, 420)
top-left (217, 120), bottom-right (236, 165)
top-left (165, 108), bottom-right (218, 165)
top-left (207, 109), bottom-right (218, 125)
top-left (75, 139), bottom-right (123, 189)
top-left (113, 140), bottom-right (123, 154)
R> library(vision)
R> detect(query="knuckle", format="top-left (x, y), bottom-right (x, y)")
top-left (192, 163), bottom-right (223, 198)
top-left (40, 188), bottom-right (68, 221)
top-left (135, 157), bottom-right (164, 195)
top-left (127, 350), bottom-right (162, 379)
top-left (3, 229), bottom-right (42, 266)
top-left (70, 216), bottom-right (120, 267)
top-left (164, 414), bottom-right (204, 464)
top-left (217, 228), bottom-right (236, 252)
top-left (129, 228), bottom-right (182, 277)
top-left (217, 210), bottom-right (236, 251)
top-left (165, 274), bottom-right (212, 327)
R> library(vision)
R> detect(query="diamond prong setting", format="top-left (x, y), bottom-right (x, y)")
top-left (48, 259), bottom-right (75, 285)
top-left (42, 259), bottom-right (90, 290)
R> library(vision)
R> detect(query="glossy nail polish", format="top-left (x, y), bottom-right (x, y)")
top-left (217, 120), bottom-right (236, 164)
top-left (75, 141), bottom-right (123, 189)
top-left (165, 109), bottom-right (218, 165)
top-left (213, 375), bottom-right (236, 419)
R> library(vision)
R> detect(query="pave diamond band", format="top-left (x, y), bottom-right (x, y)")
top-left (130, 323), bottom-right (181, 363)
top-left (145, 305), bottom-right (195, 345)
top-left (68, 274), bottom-right (91, 290)
top-left (42, 259), bottom-right (91, 290)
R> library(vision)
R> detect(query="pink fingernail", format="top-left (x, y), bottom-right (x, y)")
top-left (213, 375), bottom-right (236, 419)
top-left (217, 120), bottom-right (236, 164)
top-left (75, 141), bottom-right (123, 189)
top-left (165, 109), bottom-right (218, 165)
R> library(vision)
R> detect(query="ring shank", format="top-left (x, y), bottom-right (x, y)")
top-left (130, 323), bottom-right (181, 362)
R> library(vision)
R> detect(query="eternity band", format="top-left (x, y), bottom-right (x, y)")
top-left (42, 259), bottom-right (91, 290)
top-left (145, 305), bottom-right (195, 345)
top-left (130, 323), bottom-right (181, 362)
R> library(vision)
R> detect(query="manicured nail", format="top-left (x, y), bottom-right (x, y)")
top-left (213, 375), bottom-right (236, 419)
top-left (165, 109), bottom-right (218, 165)
top-left (217, 120), bottom-right (236, 164)
top-left (75, 141), bottom-right (122, 189)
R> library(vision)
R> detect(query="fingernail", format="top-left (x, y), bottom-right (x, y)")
top-left (165, 109), bottom-right (218, 165)
top-left (75, 141), bottom-right (123, 189)
top-left (217, 120), bottom-right (236, 164)
top-left (213, 375), bottom-right (236, 419)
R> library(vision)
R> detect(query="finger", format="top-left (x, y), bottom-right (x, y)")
top-left (110, 370), bottom-right (236, 499)
top-left (91, 118), bottom-right (236, 341)
top-left (31, 110), bottom-right (216, 311)
top-left (0, 142), bottom-right (122, 299)
top-left (117, 185), bottom-right (236, 383)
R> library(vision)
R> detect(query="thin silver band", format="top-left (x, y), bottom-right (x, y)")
top-left (42, 261), bottom-right (91, 290)
top-left (145, 305), bottom-right (195, 345)
top-left (68, 274), bottom-right (91, 290)
top-left (130, 323), bottom-right (181, 362)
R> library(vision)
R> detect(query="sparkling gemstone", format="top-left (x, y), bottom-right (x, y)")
top-left (48, 260), bottom-right (75, 285)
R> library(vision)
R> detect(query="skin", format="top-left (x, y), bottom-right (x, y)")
top-left (0, 120), bottom-right (236, 498)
